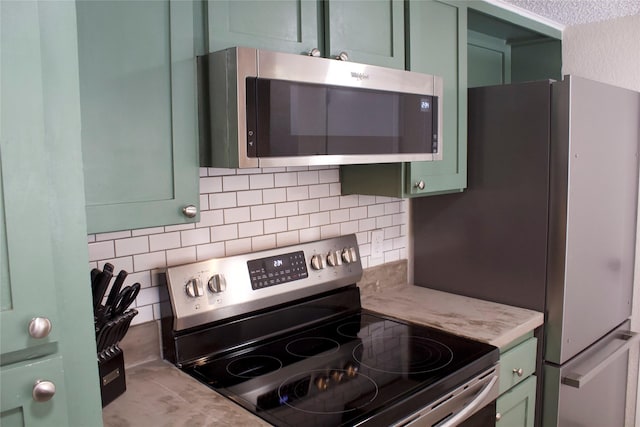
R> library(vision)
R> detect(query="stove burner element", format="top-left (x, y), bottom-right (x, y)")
top-left (336, 320), bottom-right (382, 338)
top-left (286, 337), bottom-right (340, 358)
top-left (277, 369), bottom-right (379, 414)
top-left (226, 355), bottom-right (283, 378)
top-left (354, 336), bottom-right (454, 374)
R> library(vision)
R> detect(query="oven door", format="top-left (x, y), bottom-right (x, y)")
top-left (391, 367), bottom-right (499, 427)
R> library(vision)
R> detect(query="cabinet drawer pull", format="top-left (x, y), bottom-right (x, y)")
top-left (307, 48), bottom-right (321, 57)
top-left (414, 180), bottom-right (426, 190)
top-left (28, 317), bottom-right (52, 339)
top-left (32, 380), bottom-right (56, 402)
top-left (336, 51), bottom-right (349, 61)
top-left (496, 412), bottom-right (502, 421)
top-left (512, 368), bottom-right (524, 377)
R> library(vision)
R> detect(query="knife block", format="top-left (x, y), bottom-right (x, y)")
top-left (98, 347), bottom-right (126, 407)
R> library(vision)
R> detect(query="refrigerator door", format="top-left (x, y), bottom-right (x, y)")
top-left (546, 76), bottom-right (639, 365)
top-left (543, 321), bottom-right (639, 427)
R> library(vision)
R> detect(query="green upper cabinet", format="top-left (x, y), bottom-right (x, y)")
top-left (208, 0), bottom-right (320, 55)
top-left (206, 0), bottom-right (403, 69)
top-left (77, 0), bottom-right (200, 234)
top-left (341, 0), bottom-right (467, 197)
top-left (2, 1), bottom-right (102, 425)
top-left (324, 0), bottom-right (405, 69)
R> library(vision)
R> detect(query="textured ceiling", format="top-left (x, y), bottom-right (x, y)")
top-left (500, 0), bottom-right (640, 26)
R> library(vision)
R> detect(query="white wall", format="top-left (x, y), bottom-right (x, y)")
top-left (88, 166), bottom-right (408, 326)
top-left (561, 13), bottom-right (640, 427)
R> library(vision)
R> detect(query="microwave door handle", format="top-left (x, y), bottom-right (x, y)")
top-left (561, 330), bottom-right (640, 389)
top-left (438, 376), bottom-right (498, 427)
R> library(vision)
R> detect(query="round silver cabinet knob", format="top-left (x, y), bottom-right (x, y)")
top-left (513, 368), bottom-right (524, 377)
top-left (414, 180), bottom-right (426, 190)
top-left (496, 413), bottom-right (502, 422)
top-left (32, 380), bottom-right (56, 402)
top-left (182, 205), bottom-right (198, 218)
top-left (336, 51), bottom-right (349, 61)
top-left (28, 317), bottom-right (52, 339)
top-left (308, 48), bottom-right (321, 57)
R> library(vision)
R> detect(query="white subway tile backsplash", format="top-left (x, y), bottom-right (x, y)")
top-left (309, 184), bottom-right (330, 199)
top-left (88, 241), bottom-right (114, 262)
top-left (309, 212), bottom-right (330, 227)
top-left (131, 227), bottom-right (165, 237)
top-left (210, 192), bottom-right (237, 209)
top-left (275, 201), bottom-right (298, 217)
top-left (96, 230), bottom-right (132, 242)
top-left (88, 166), bottom-right (408, 324)
top-left (149, 232), bottom-right (181, 252)
top-left (200, 176), bottom-right (222, 193)
top-left (133, 251), bottom-right (166, 272)
top-left (288, 215), bottom-right (310, 230)
top-left (298, 171), bottom-right (319, 185)
top-left (249, 174), bottom-right (274, 189)
top-left (223, 207), bottom-right (251, 224)
top-left (239, 221), bottom-right (264, 238)
top-left (264, 218), bottom-right (288, 234)
top-left (286, 186), bottom-right (309, 201)
top-left (181, 228), bottom-right (210, 247)
top-left (277, 230), bottom-right (299, 247)
top-left (263, 188), bottom-right (287, 203)
top-left (166, 246), bottom-right (197, 266)
top-left (222, 175), bottom-right (249, 191)
top-left (225, 238), bottom-right (252, 255)
top-left (275, 172), bottom-right (298, 187)
top-left (198, 210), bottom-right (224, 227)
top-left (196, 242), bottom-right (225, 260)
top-left (237, 190), bottom-right (262, 206)
top-left (252, 234), bottom-right (276, 251)
top-left (299, 227), bottom-right (321, 242)
top-left (211, 224), bottom-right (238, 242)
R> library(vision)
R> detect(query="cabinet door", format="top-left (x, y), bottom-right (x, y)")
top-left (208, 0), bottom-right (320, 55)
top-left (496, 375), bottom-right (536, 427)
top-left (406, 0), bottom-right (467, 195)
top-left (0, 357), bottom-right (69, 427)
top-left (1, 0), bottom-right (61, 364)
top-left (325, 0), bottom-right (404, 69)
top-left (77, 0), bottom-right (199, 233)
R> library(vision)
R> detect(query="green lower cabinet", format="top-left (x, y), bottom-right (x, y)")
top-left (0, 357), bottom-right (69, 427)
top-left (341, 0), bottom-right (467, 198)
top-left (77, 0), bottom-right (200, 233)
top-left (496, 375), bottom-right (537, 427)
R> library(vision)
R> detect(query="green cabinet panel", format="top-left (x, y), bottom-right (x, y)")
top-left (511, 39), bottom-right (562, 83)
top-left (498, 337), bottom-right (537, 394)
top-left (496, 375), bottom-right (537, 427)
top-left (341, 0), bottom-right (467, 197)
top-left (1, 0), bottom-right (60, 365)
top-left (77, 0), bottom-right (200, 233)
top-left (0, 357), bottom-right (69, 427)
top-left (1, 1), bottom-right (103, 425)
top-left (325, 0), bottom-right (404, 69)
top-left (468, 30), bottom-right (510, 87)
top-left (208, 0), bottom-right (320, 55)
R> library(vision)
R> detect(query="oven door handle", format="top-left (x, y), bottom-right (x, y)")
top-left (438, 375), bottom-right (498, 427)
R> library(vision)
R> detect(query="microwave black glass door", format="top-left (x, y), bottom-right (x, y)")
top-left (245, 78), bottom-right (437, 158)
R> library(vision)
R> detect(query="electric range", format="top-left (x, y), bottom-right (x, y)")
top-left (161, 234), bottom-right (499, 426)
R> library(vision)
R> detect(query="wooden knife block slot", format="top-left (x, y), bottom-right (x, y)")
top-left (98, 347), bottom-right (126, 407)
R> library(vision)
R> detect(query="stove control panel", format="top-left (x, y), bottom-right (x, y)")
top-left (165, 234), bottom-right (363, 331)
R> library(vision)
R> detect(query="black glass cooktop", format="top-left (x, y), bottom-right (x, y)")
top-left (186, 312), bottom-right (498, 427)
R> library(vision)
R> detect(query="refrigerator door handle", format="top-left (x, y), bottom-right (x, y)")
top-left (561, 330), bottom-right (640, 389)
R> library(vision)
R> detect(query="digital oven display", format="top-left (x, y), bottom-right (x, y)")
top-left (247, 251), bottom-right (308, 290)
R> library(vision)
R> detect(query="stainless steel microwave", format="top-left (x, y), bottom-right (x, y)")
top-left (198, 47), bottom-right (443, 168)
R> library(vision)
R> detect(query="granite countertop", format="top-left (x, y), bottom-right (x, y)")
top-left (360, 284), bottom-right (544, 349)
top-left (103, 283), bottom-right (543, 426)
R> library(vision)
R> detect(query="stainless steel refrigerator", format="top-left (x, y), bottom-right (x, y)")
top-left (411, 76), bottom-right (640, 426)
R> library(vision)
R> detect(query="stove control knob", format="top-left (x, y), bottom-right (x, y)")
top-left (208, 274), bottom-right (226, 293)
top-left (341, 247), bottom-right (358, 264)
top-left (315, 376), bottom-right (329, 391)
top-left (326, 251), bottom-right (342, 267)
top-left (185, 278), bottom-right (204, 298)
top-left (310, 254), bottom-right (326, 270)
top-left (330, 370), bottom-right (345, 383)
top-left (344, 363), bottom-right (359, 378)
